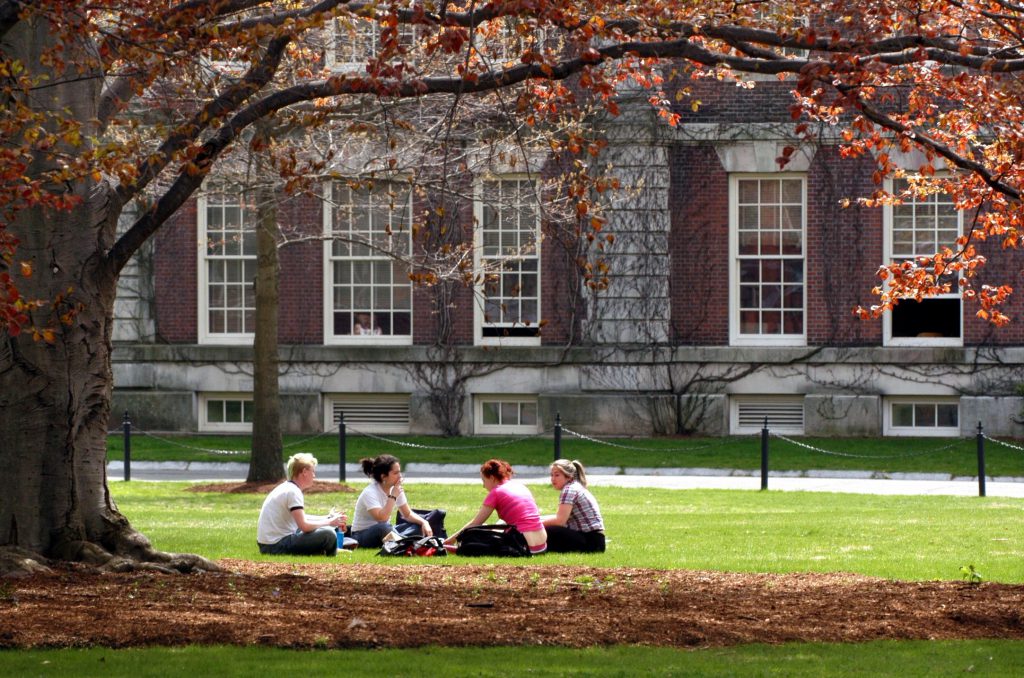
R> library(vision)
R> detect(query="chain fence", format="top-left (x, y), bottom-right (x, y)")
top-left (771, 433), bottom-right (969, 460)
top-left (344, 425), bottom-right (553, 451)
top-left (983, 434), bottom-right (1024, 453)
top-left (110, 413), bottom-right (1017, 496)
top-left (562, 426), bottom-right (733, 453)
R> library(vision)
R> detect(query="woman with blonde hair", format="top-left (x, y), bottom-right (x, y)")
top-left (542, 459), bottom-right (605, 553)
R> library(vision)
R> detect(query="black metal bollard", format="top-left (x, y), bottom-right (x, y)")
top-left (122, 410), bottom-right (132, 482)
top-left (553, 413), bottom-right (562, 461)
top-left (976, 421), bottom-right (986, 498)
top-left (338, 411), bottom-right (347, 483)
top-left (760, 417), bottom-right (769, 491)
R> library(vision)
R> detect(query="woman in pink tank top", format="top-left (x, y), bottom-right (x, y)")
top-left (447, 459), bottom-right (547, 554)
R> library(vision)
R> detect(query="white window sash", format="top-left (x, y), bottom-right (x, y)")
top-left (197, 189), bottom-right (256, 345)
top-left (728, 174), bottom-right (807, 347)
top-left (473, 176), bottom-right (542, 346)
top-left (323, 181), bottom-right (413, 346)
top-left (882, 177), bottom-right (963, 347)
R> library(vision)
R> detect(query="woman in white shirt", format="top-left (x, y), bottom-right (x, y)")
top-left (350, 454), bottom-right (432, 548)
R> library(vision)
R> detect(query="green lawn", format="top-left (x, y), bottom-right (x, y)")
top-left (113, 481), bottom-right (1024, 582)
top-left (8, 483), bottom-right (1022, 675)
top-left (107, 431), bottom-right (1024, 477)
top-left (4, 641), bottom-right (1023, 677)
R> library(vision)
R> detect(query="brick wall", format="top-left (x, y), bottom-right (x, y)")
top-left (154, 200), bottom-right (198, 342)
top-left (669, 144), bottom-right (730, 344)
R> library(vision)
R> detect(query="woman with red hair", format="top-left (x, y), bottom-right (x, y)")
top-left (447, 459), bottom-right (547, 555)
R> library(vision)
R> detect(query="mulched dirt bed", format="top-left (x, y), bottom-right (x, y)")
top-left (2, 562), bottom-right (1023, 649)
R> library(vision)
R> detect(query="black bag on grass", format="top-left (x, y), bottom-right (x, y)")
top-left (455, 524), bottom-right (531, 557)
top-left (396, 508), bottom-right (447, 539)
top-left (378, 535), bottom-right (447, 557)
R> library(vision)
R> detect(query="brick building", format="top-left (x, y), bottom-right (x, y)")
top-left (109, 70), bottom-right (1024, 440)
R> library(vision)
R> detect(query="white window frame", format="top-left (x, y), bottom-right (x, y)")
top-left (474, 18), bottom-right (549, 70)
top-left (729, 174), bottom-right (807, 346)
top-left (197, 187), bottom-right (256, 345)
top-left (883, 397), bottom-right (960, 437)
top-left (882, 177), bottom-right (963, 347)
top-left (326, 17), bottom-right (418, 72)
top-left (474, 395), bottom-right (540, 435)
top-left (323, 180), bottom-right (414, 346)
top-left (473, 175), bottom-right (543, 346)
top-left (199, 393), bottom-right (253, 433)
top-left (754, 6), bottom-right (809, 59)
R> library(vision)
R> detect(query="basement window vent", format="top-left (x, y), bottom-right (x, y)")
top-left (328, 394), bottom-right (410, 434)
top-left (731, 397), bottom-right (805, 434)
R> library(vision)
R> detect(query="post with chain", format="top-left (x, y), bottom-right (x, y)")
top-left (122, 410), bottom-right (132, 482)
top-left (976, 421), bottom-right (986, 498)
top-left (338, 411), bottom-right (347, 484)
top-left (553, 413), bottom-right (562, 462)
top-left (760, 417), bottom-right (769, 491)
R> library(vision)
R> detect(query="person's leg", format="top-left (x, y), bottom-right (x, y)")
top-left (260, 534), bottom-right (296, 555)
top-left (582, 531), bottom-right (606, 553)
top-left (352, 521), bottom-right (394, 548)
top-left (545, 526), bottom-right (590, 553)
top-left (284, 527), bottom-right (338, 556)
top-left (395, 521), bottom-right (422, 538)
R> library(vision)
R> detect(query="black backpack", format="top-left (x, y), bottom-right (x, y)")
top-left (396, 508), bottom-right (447, 539)
top-left (455, 524), bottom-right (531, 557)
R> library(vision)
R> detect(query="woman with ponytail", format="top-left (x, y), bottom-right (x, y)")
top-left (350, 454), bottom-right (432, 548)
top-left (542, 459), bottom-right (606, 553)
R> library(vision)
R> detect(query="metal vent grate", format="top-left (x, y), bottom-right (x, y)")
top-left (733, 398), bottom-right (804, 433)
top-left (329, 394), bottom-right (410, 434)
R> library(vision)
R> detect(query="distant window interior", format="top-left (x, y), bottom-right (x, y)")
top-left (890, 298), bottom-right (961, 339)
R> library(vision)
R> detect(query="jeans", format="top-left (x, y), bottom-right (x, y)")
top-left (351, 520), bottom-right (422, 549)
top-left (258, 527), bottom-right (338, 555)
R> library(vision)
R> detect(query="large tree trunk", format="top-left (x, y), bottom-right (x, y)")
top-left (248, 175), bottom-right (285, 483)
top-left (0, 15), bottom-right (216, 574)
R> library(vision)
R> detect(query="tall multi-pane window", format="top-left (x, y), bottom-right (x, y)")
top-left (885, 177), bottom-right (962, 345)
top-left (475, 177), bottom-right (541, 344)
top-left (730, 175), bottom-right (806, 345)
top-left (325, 181), bottom-right (412, 343)
top-left (199, 188), bottom-right (256, 343)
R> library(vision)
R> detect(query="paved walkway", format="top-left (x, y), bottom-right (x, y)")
top-left (107, 461), bottom-right (1024, 498)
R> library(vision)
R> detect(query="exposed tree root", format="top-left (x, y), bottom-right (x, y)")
top-left (0, 546), bottom-right (53, 578)
top-left (1, 522), bottom-right (221, 578)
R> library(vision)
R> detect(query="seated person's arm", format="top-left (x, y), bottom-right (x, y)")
top-left (444, 505), bottom-right (494, 544)
top-left (397, 503), bottom-right (433, 537)
top-left (542, 503), bottom-right (573, 528)
top-left (291, 507), bottom-right (345, 533)
top-left (367, 504), bottom-right (391, 522)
